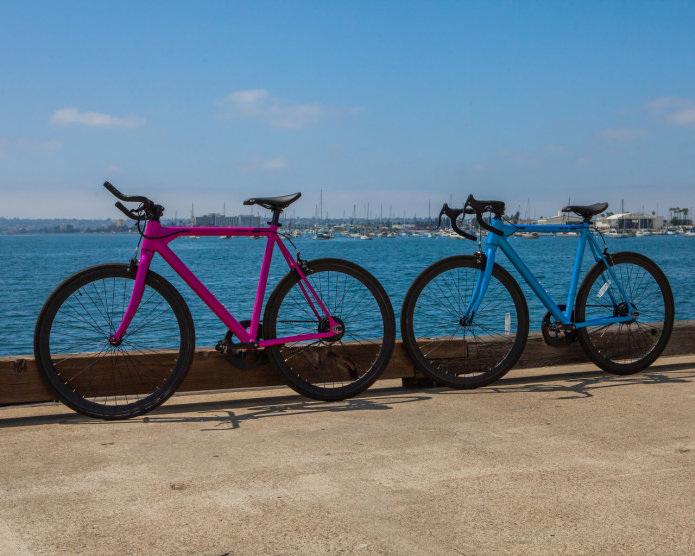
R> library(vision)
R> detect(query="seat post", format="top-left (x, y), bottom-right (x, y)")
top-left (269, 209), bottom-right (282, 227)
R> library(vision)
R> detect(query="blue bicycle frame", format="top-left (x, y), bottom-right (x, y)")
top-left (466, 219), bottom-right (637, 329)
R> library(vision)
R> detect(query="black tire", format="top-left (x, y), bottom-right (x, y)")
top-left (33, 264), bottom-right (195, 419)
top-left (575, 252), bottom-right (674, 375)
top-left (401, 255), bottom-right (529, 389)
top-left (263, 258), bottom-right (396, 401)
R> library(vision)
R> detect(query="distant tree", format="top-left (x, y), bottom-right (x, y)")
top-left (512, 210), bottom-right (520, 224)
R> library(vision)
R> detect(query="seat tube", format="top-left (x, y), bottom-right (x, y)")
top-left (565, 232), bottom-right (587, 319)
top-left (249, 231), bottom-right (276, 335)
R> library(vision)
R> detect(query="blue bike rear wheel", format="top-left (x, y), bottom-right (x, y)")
top-left (576, 252), bottom-right (674, 374)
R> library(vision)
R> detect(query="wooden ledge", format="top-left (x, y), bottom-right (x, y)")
top-left (2, 320), bottom-right (693, 405)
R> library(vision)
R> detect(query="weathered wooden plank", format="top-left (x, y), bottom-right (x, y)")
top-left (2, 320), bottom-right (693, 405)
top-left (0, 342), bottom-right (417, 404)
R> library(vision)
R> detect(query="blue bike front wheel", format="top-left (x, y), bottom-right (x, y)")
top-left (401, 255), bottom-right (529, 389)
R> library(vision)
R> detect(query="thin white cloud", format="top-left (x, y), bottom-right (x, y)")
top-left (221, 89), bottom-right (323, 129)
top-left (644, 96), bottom-right (695, 128)
top-left (51, 107), bottom-right (144, 128)
top-left (220, 89), bottom-right (362, 129)
top-left (264, 155), bottom-right (288, 169)
top-left (644, 97), bottom-right (693, 111)
top-left (667, 108), bottom-right (695, 127)
top-left (239, 154), bottom-right (289, 172)
top-left (601, 128), bottom-right (648, 141)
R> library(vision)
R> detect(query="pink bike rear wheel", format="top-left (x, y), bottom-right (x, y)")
top-left (263, 258), bottom-right (395, 401)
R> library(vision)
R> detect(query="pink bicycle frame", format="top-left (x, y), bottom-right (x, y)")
top-left (109, 220), bottom-right (342, 348)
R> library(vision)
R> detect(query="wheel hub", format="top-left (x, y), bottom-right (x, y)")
top-left (459, 315), bottom-right (474, 327)
top-left (614, 301), bottom-right (637, 324)
top-left (318, 317), bottom-right (345, 342)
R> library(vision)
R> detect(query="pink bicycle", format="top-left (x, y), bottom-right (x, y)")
top-left (34, 182), bottom-right (395, 419)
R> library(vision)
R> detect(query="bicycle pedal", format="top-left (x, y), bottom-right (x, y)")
top-left (216, 329), bottom-right (267, 370)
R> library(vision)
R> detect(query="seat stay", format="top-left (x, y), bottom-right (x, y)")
top-left (584, 236), bottom-right (637, 316)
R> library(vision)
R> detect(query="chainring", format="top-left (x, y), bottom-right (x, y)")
top-left (541, 304), bottom-right (578, 347)
top-left (216, 320), bottom-right (268, 370)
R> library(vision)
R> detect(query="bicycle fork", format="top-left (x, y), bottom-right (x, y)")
top-left (108, 249), bottom-right (154, 346)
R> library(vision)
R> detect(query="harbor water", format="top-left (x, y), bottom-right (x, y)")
top-left (1, 233), bottom-right (693, 356)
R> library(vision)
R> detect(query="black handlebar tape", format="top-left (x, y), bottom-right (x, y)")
top-left (103, 181), bottom-right (150, 204)
top-left (475, 211), bottom-right (504, 236)
top-left (114, 201), bottom-right (143, 220)
top-left (103, 181), bottom-right (126, 199)
top-left (451, 218), bottom-right (477, 241)
top-left (438, 203), bottom-right (476, 241)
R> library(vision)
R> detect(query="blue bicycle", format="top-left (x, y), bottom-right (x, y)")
top-left (401, 194), bottom-right (674, 389)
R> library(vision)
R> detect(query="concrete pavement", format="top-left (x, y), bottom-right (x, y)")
top-left (1, 356), bottom-right (694, 555)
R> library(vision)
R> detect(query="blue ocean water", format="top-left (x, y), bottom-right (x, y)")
top-left (1, 233), bottom-right (693, 356)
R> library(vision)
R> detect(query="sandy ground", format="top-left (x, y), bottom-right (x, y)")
top-left (1, 356), bottom-right (694, 555)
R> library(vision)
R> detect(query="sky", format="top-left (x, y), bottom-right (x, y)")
top-left (1, 1), bottom-right (694, 220)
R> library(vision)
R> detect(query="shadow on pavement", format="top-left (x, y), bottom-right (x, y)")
top-left (0, 393), bottom-right (432, 429)
top-left (2, 360), bottom-right (692, 429)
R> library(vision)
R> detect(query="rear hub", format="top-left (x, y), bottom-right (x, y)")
top-left (318, 317), bottom-right (345, 342)
top-left (614, 301), bottom-right (637, 324)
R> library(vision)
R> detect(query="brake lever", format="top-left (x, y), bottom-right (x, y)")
top-left (115, 201), bottom-right (145, 221)
top-left (436, 203), bottom-right (449, 229)
top-left (438, 203), bottom-right (477, 241)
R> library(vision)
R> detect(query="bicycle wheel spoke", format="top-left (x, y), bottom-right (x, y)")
top-left (265, 261), bottom-right (393, 400)
top-left (37, 266), bottom-right (193, 419)
top-left (404, 257), bottom-right (527, 388)
top-left (577, 255), bottom-right (672, 372)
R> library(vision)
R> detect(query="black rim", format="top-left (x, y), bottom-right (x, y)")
top-left (37, 267), bottom-right (190, 416)
top-left (579, 257), bottom-right (671, 367)
top-left (405, 258), bottom-right (527, 385)
top-left (266, 261), bottom-right (393, 396)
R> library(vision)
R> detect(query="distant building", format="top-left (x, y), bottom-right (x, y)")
top-left (233, 214), bottom-right (262, 227)
top-left (195, 213), bottom-right (227, 226)
top-left (597, 213), bottom-right (663, 231)
top-left (194, 213), bottom-right (261, 227)
top-left (536, 211), bottom-right (583, 225)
